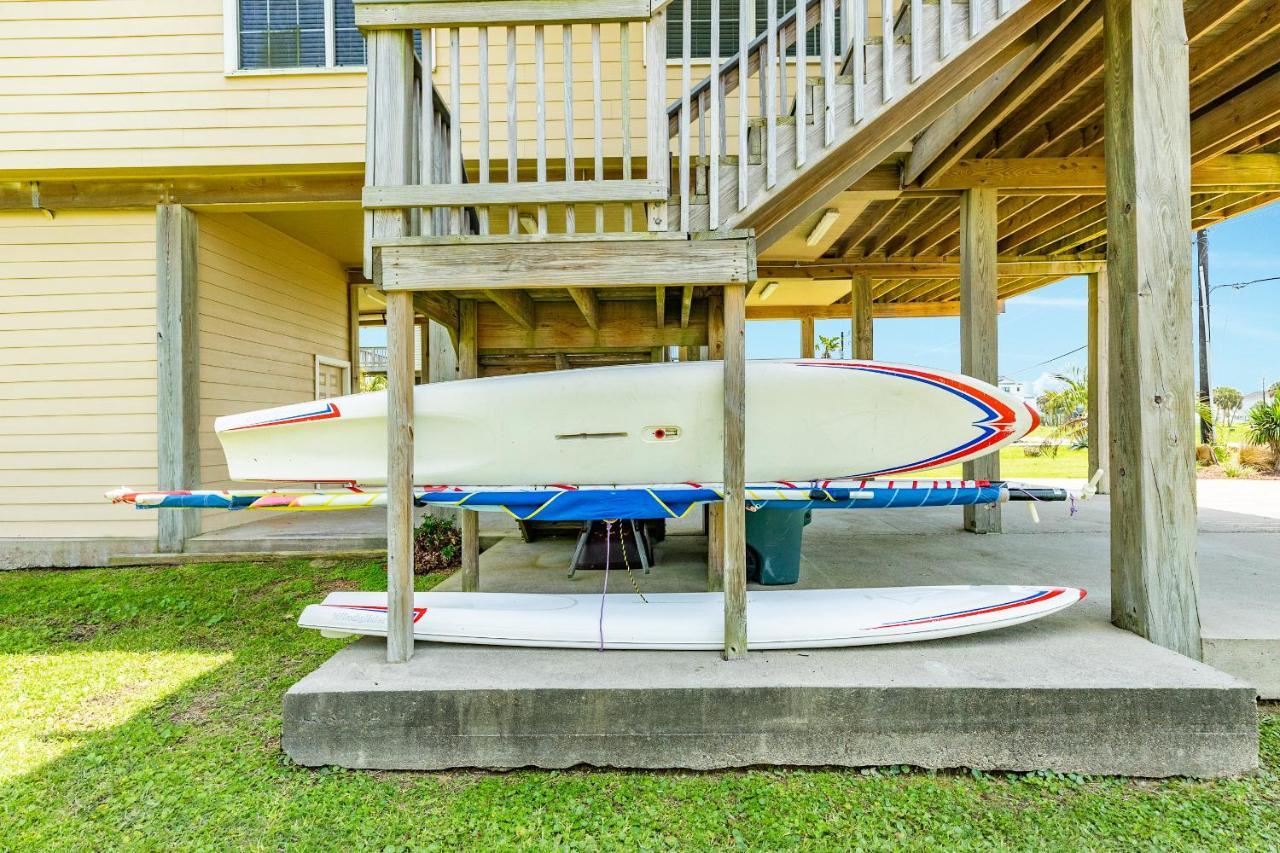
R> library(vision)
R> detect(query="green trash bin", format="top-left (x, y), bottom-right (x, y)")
top-left (745, 508), bottom-right (812, 585)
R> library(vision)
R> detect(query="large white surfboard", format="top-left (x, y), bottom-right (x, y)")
top-left (298, 586), bottom-right (1084, 650)
top-left (217, 360), bottom-right (1037, 486)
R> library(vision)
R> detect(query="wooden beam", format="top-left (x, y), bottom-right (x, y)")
top-left (566, 287), bottom-right (600, 329)
top-left (656, 286), bottom-right (666, 328)
top-left (1105, 0), bottom-right (1201, 658)
top-left (680, 285), bottom-right (695, 328)
top-left (722, 283), bottom-right (748, 660)
top-left (1087, 268), bottom-right (1109, 494)
top-left (959, 188), bottom-right (1001, 533)
top-left (740, 0), bottom-right (1062, 249)
top-left (485, 289), bottom-right (537, 330)
top-left (458, 301), bottom-right (480, 593)
top-left (376, 234), bottom-right (756, 291)
top-left (477, 298), bottom-right (706, 350)
top-left (799, 315), bottom-right (815, 358)
top-left (1190, 68), bottom-right (1280, 163)
top-left (355, 0), bottom-right (651, 28)
top-left (758, 257), bottom-right (1105, 278)
top-left (747, 301), bottom-right (1004, 319)
top-left (410, 291), bottom-right (460, 336)
top-left (0, 173), bottom-right (363, 212)
top-left (156, 204), bottom-right (201, 552)
top-left (851, 275), bottom-right (874, 359)
top-left (931, 155), bottom-right (1280, 191)
top-left (368, 28), bottom-right (417, 664)
top-left (706, 290), bottom-right (724, 592)
top-left (916, 0), bottom-right (1102, 187)
top-left (363, 179), bottom-right (667, 209)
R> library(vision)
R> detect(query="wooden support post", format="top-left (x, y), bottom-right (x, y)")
top-left (417, 320), bottom-right (429, 384)
top-left (1087, 268), bottom-right (1110, 495)
top-left (349, 284), bottom-right (363, 392)
top-left (368, 28), bottom-right (417, 663)
top-left (959, 188), bottom-right (1001, 533)
top-left (706, 290), bottom-right (725, 591)
top-left (722, 284), bottom-right (748, 660)
top-left (386, 290), bottom-right (417, 662)
top-left (458, 300), bottom-right (480, 592)
top-left (156, 204), bottom-right (200, 552)
top-left (799, 316), bottom-right (815, 358)
top-left (1105, 0), bottom-right (1201, 659)
top-left (850, 274), bottom-right (874, 359)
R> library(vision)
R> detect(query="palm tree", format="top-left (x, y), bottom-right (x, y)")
top-left (1040, 369), bottom-right (1089, 448)
top-left (1213, 386), bottom-right (1242, 425)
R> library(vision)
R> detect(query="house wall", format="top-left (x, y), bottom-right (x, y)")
top-left (0, 2), bottom-right (888, 178)
top-left (195, 212), bottom-right (351, 531)
top-left (0, 208), bottom-right (159, 541)
top-left (0, 0), bottom-right (366, 176)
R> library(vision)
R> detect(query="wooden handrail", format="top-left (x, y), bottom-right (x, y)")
top-left (665, 0), bottom-right (828, 137)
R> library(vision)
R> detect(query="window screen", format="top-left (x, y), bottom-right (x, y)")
top-left (239, 0), bottom-right (326, 69)
top-left (667, 0), bottom-right (839, 60)
top-left (334, 0), bottom-right (365, 66)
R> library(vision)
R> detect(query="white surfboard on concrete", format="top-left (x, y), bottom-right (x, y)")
top-left (216, 360), bottom-right (1038, 486)
top-left (299, 586), bottom-right (1084, 650)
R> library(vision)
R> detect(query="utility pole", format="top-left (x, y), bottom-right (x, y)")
top-left (1196, 229), bottom-right (1213, 443)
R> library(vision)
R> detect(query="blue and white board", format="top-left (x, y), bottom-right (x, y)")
top-left (299, 586), bottom-right (1086, 650)
top-left (108, 479), bottom-right (1019, 521)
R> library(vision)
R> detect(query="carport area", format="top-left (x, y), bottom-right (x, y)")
top-left (273, 478), bottom-right (1277, 776)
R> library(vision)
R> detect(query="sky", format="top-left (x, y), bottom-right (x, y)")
top-left (748, 201), bottom-right (1280, 398)
top-left (364, 202), bottom-right (1280, 396)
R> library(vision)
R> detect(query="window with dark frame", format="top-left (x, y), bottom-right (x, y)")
top-left (235, 0), bottom-right (419, 70)
top-left (666, 0), bottom-right (840, 60)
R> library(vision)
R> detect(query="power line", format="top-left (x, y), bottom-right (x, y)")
top-left (1006, 344), bottom-right (1087, 377)
top-left (1209, 274), bottom-right (1280, 293)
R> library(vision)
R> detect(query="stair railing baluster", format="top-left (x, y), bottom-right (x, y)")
top-left (563, 24), bottom-right (576, 235)
top-left (821, 0), bottom-right (835, 145)
top-left (449, 27), bottom-right (462, 236)
top-left (679, 0), bottom-right (691, 231)
top-left (881, 0), bottom-right (893, 104)
top-left (620, 21), bottom-right (633, 232)
top-left (592, 23), bottom-right (604, 233)
top-left (853, 0), bottom-right (865, 122)
top-left (478, 26), bottom-right (490, 235)
top-left (738, 0), bottom-right (749, 210)
top-left (534, 24), bottom-right (547, 234)
top-left (710, 0), bottom-right (722, 229)
top-left (796, 0), bottom-right (808, 167)
top-left (506, 25), bottom-right (518, 235)
top-left (940, 0), bottom-right (952, 59)
top-left (910, 0), bottom-right (922, 82)
top-left (765, 0), bottom-right (778, 189)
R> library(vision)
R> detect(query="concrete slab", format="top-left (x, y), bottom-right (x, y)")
top-left (284, 628), bottom-right (1256, 776)
top-left (282, 479), bottom-right (1275, 774)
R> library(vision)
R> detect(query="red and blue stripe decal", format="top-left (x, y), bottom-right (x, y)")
top-left (226, 402), bottom-right (342, 431)
top-left (797, 361), bottom-right (1019, 477)
top-left (872, 587), bottom-right (1082, 630)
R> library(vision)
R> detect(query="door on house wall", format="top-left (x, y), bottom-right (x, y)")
top-left (315, 356), bottom-right (351, 399)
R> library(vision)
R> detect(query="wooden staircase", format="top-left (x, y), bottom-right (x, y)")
top-left (667, 0), bottom-right (1069, 249)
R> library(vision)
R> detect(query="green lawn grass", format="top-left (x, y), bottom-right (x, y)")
top-left (2, 560), bottom-right (1276, 849)
top-left (921, 445), bottom-right (1090, 481)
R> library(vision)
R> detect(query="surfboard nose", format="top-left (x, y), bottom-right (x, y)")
top-left (1022, 401), bottom-right (1042, 436)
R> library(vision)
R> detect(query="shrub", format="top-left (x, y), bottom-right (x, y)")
top-left (1240, 444), bottom-right (1278, 470)
top-left (1221, 458), bottom-right (1257, 479)
top-left (413, 514), bottom-right (461, 574)
top-left (1245, 400), bottom-right (1280, 471)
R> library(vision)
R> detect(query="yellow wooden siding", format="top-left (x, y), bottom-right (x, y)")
top-left (0, 0), bottom-right (365, 175)
top-left (195, 212), bottom-right (351, 531)
top-left (0, 4), bottom-right (885, 177)
top-left (0, 209), bottom-right (158, 538)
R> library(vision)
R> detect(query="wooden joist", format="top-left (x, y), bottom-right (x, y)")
top-left (746, 301), bottom-right (1004, 320)
top-left (926, 155), bottom-right (1280, 190)
top-left (566, 287), bottom-right (601, 329)
top-left (758, 256), bottom-right (1104, 278)
top-left (375, 233), bottom-right (756, 291)
top-left (0, 173), bottom-right (362, 212)
top-left (476, 298), bottom-right (707, 351)
top-left (485, 289), bottom-right (537, 330)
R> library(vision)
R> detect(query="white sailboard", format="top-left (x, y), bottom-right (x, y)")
top-left (299, 586), bottom-right (1085, 650)
top-left (216, 360), bottom-right (1038, 486)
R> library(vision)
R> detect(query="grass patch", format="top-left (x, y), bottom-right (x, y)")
top-left (922, 446), bottom-right (1090, 481)
top-left (2, 560), bottom-right (1276, 849)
